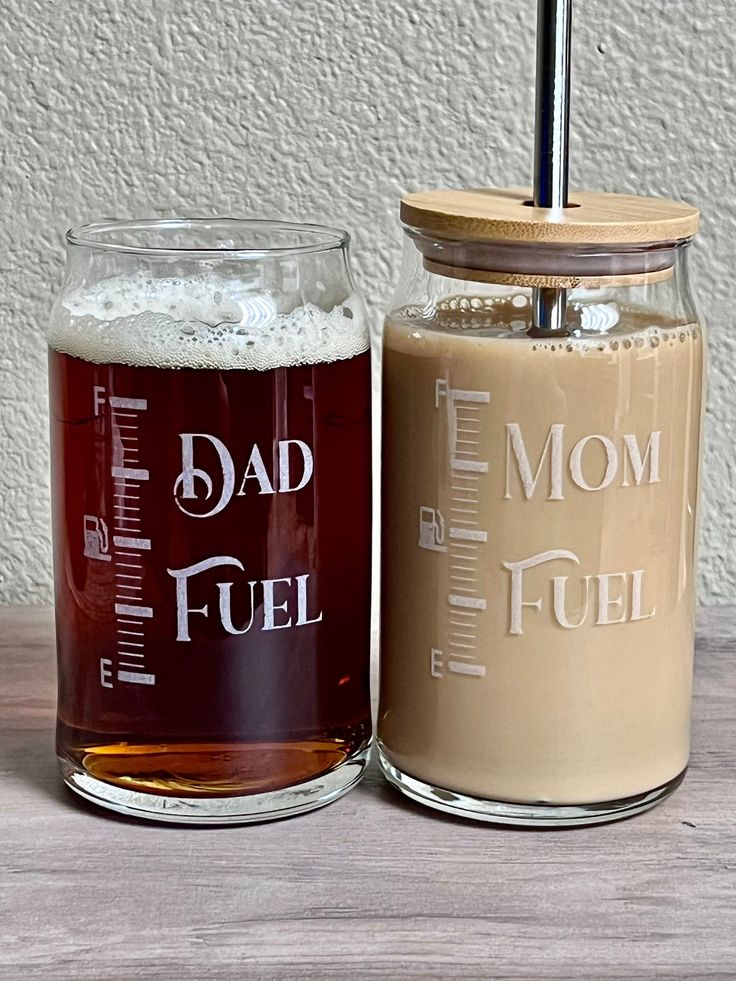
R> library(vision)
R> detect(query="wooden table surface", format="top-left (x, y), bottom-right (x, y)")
top-left (1, 604), bottom-right (735, 980)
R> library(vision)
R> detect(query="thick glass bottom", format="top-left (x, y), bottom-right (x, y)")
top-left (59, 742), bottom-right (371, 824)
top-left (377, 746), bottom-right (687, 827)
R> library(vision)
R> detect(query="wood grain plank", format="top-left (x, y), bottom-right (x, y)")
top-left (0, 604), bottom-right (734, 980)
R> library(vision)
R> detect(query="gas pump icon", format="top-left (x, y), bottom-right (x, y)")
top-left (418, 507), bottom-right (447, 552)
top-left (83, 515), bottom-right (111, 561)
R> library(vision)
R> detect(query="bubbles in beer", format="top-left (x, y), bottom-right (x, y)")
top-left (50, 272), bottom-right (368, 371)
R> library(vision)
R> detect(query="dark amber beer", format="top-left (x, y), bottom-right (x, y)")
top-left (49, 219), bottom-right (372, 822)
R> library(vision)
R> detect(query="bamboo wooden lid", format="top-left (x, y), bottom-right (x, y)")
top-left (401, 188), bottom-right (699, 245)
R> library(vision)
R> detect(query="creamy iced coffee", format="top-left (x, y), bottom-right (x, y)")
top-left (379, 296), bottom-right (704, 805)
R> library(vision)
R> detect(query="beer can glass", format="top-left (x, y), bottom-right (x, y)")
top-left (378, 188), bottom-right (705, 826)
top-left (49, 218), bottom-right (373, 823)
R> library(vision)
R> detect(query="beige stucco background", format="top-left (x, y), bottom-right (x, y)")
top-left (1, 0), bottom-right (733, 603)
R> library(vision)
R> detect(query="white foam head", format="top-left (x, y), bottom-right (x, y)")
top-left (49, 272), bottom-right (369, 370)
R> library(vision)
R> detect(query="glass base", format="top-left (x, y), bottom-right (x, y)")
top-left (377, 747), bottom-right (687, 827)
top-left (60, 743), bottom-right (371, 825)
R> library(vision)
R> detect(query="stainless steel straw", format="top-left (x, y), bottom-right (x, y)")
top-left (531, 0), bottom-right (573, 334)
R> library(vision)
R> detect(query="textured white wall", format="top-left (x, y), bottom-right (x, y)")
top-left (1, 0), bottom-right (733, 603)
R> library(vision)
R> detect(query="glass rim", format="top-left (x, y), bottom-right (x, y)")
top-left (65, 217), bottom-right (350, 258)
top-left (402, 225), bottom-right (693, 255)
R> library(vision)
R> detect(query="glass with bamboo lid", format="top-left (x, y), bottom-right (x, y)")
top-left (377, 0), bottom-right (705, 826)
